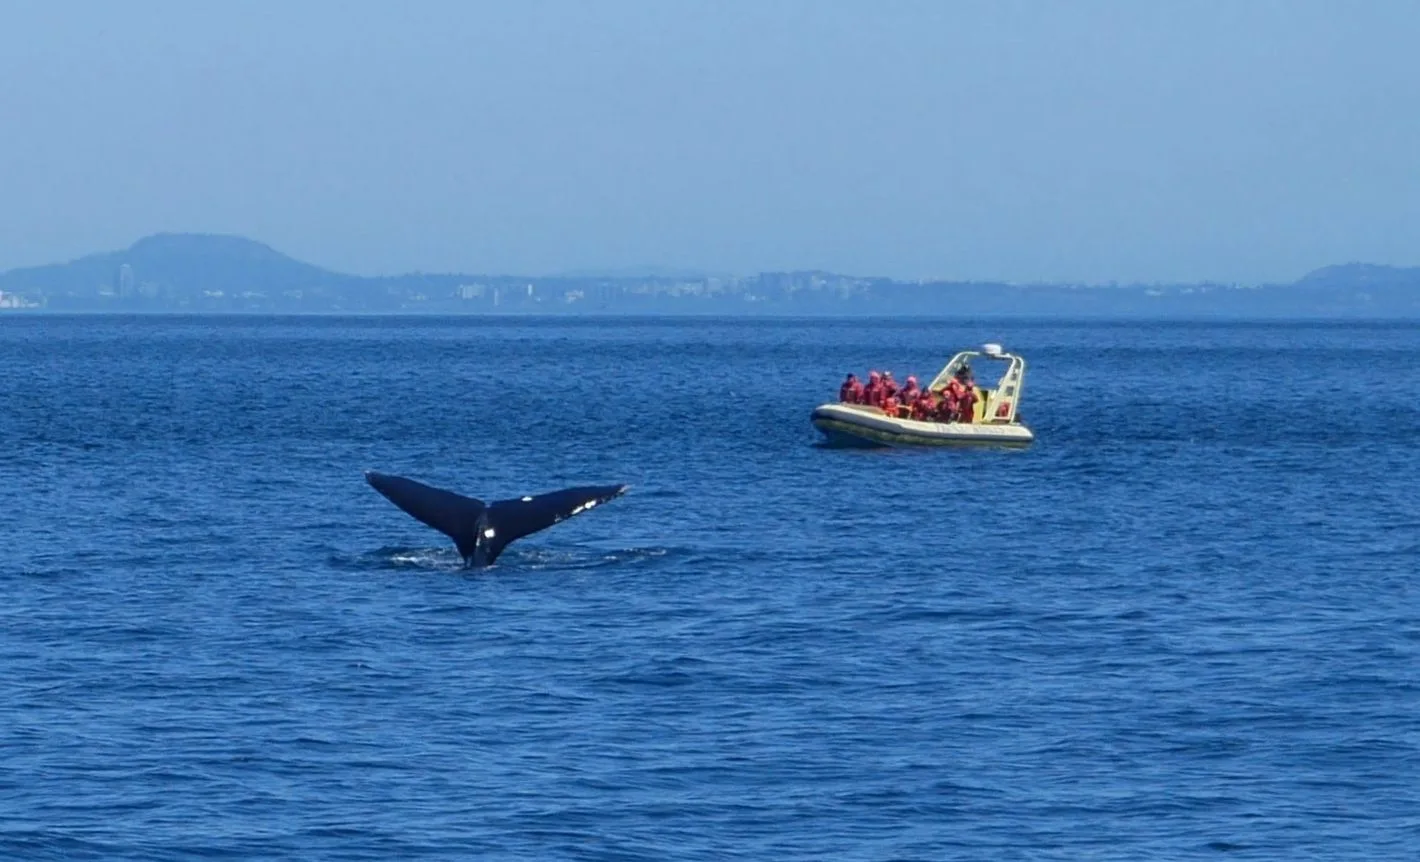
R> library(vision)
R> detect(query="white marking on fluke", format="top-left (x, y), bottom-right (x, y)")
top-left (483, 528), bottom-right (496, 539)
top-left (521, 496), bottom-right (533, 502)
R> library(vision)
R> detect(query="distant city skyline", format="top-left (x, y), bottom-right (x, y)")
top-left (2, 1), bottom-right (1418, 284)
top-left (5, 231), bottom-right (1416, 318)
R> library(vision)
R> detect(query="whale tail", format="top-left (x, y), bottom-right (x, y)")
top-left (364, 471), bottom-right (628, 566)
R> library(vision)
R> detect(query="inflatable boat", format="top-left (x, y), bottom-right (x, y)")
top-left (811, 344), bottom-right (1034, 447)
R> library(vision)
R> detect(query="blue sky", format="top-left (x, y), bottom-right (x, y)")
top-left (2, 0), bottom-right (1417, 283)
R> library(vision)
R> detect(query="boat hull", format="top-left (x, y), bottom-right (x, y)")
top-left (811, 403), bottom-right (1034, 448)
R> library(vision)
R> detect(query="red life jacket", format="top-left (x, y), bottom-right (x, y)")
top-left (943, 380), bottom-right (969, 421)
top-left (839, 380), bottom-right (862, 403)
top-left (911, 392), bottom-right (935, 420)
top-left (881, 395), bottom-right (899, 417)
top-left (956, 385), bottom-right (978, 423)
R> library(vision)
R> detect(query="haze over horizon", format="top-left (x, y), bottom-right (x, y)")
top-left (3, 0), bottom-right (1418, 285)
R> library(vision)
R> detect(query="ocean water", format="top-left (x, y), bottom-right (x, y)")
top-left (2, 314), bottom-right (1418, 860)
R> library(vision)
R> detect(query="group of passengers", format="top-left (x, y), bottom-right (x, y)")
top-left (838, 365), bottom-right (979, 423)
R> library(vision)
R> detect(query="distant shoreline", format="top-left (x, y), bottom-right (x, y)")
top-left (5, 309), bottom-right (1418, 323)
top-left (3, 232), bottom-right (1418, 318)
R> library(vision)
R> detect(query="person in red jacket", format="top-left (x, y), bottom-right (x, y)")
top-left (839, 373), bottom-right (864, 404)
top-left (957, 382), bottom-right (978, 423)
top-left (945, 365), bottom-right (977, 423)
top-left (899, 375), bottom-right (920, 405)
top-left (911, 388), bottom-right (936, 420)
top-left (881, 392), bottom-right (900, 418)
top-left (863, 370), bottom-right (882, 406)
top-left (881, 371), bottom-right (899, 403)
top-left (935, 388), bottom-right (957, 422)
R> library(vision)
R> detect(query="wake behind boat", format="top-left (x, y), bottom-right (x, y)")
top-left (811, 344), bottom-right (1034, 447)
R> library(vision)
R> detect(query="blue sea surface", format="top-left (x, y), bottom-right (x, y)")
top-left (3, 315), bottom-right (1418, 860)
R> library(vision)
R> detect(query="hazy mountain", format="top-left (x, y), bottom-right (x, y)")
top-left (0, 233), bottom-right (357, 297)
top-left (1294, 262), bottom-right (1420, 290)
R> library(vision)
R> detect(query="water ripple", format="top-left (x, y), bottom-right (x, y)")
top-left (2, 316), bottom-right (1418, 859)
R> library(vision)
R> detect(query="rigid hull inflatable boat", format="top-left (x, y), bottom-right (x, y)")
top-left (811, 344), bottom-right (1034, 447)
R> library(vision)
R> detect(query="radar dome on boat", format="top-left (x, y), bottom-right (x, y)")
top-left (982, 343), bottom-right (1004, 357)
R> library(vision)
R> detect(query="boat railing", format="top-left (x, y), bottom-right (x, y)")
top-left (925, 348), bottom-right (1025, 425)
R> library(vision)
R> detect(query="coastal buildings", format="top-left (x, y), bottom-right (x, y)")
top-left (116, 264), bottom-right (136, 299)
top-left (0, 290), bottom-right (39, 309)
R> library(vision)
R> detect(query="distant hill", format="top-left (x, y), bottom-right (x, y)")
top-left (110, 233), bottom-right (352, 294)
top-left (0, 233), bottom-right (367, 306)
top-left (1294, 262), bottom-right (1420, 290)
top-left (2, 233), bottom-right (1418, 316)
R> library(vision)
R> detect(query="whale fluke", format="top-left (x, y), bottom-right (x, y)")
top-left (364, 471), bottom-right (628, 567)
